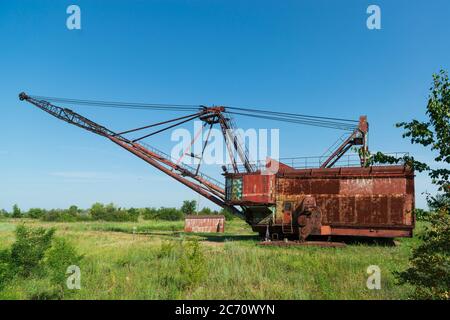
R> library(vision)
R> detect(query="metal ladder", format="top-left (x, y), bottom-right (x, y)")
top-left (282, 221), bottom-right (294, 234)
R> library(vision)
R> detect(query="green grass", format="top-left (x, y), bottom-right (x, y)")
top-left (0, 218), bottom-right (422, 300)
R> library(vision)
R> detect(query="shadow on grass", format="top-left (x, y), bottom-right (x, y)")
top-left (307, 235), bottom-right (397, 247)
top-left (113, 229), bottom-right (259, 242)
top-left (195, 234), bottom-right (259, 243)
top-left (92, 227), bottom-right (398, 247)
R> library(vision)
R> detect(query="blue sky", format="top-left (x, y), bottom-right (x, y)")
top-left (1, 0), bottom-right (449, 211)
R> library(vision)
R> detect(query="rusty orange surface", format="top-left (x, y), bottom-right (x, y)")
top-left (226, 165), bottom-right (415, 238)
top-left (184, 215), bottom-right (225, 233)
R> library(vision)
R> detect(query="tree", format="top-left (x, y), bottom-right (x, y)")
top-left (181, 200), bottom-right (197, 216)
top-left (220, 208), bottom-right (235, 220)
top-left (67, 205), bottom-right (79, 217)
top-left (89, 202), bottom-right (106, 220)
top-left (373, 70), bottom-right (449, 198)
top-left (44, 237), bottom-right (83, 297)
top-left (27, 208), bottom-right (46, 219)
top-left (198, 207), bottom-right (212, 215)
top-left (12, 204), bottom-right (22, 218)
top-left (10, 225), bottom-right (55, 277)
top-left (375, 70), bottom-right (449, 299)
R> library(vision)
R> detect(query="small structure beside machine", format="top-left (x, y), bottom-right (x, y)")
top-left (184, 215), bottom-right (225, 233)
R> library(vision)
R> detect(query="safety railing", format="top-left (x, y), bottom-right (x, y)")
top-left (226, 152), bottom-right (410, 172)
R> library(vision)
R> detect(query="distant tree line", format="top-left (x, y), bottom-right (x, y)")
top-left (0, 200), bottom-right (235, 222)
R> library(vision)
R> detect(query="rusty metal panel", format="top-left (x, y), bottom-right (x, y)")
top-left (228, 165), bottom-right (415, 238)
top-left (274, 165), bottom-right (414, 229)
top-left (241, 174), bottom-right (275, 203)
top-left (340, 179), bottom-right (374, 195)
top-left (184, 215), bottom-right (225, 233)
top-left (311, 179), bottom-right (340, 194)
top-left (278, 178), bottom-right (311, 195)
top-left (330, 227), bottom-right (412, 238)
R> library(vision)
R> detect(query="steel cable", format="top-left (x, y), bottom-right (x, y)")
top-left (30, 95), bottom-right (358, 131)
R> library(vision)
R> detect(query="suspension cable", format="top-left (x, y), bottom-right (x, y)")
top-left (227, 106), bottom-right (358, 123)
top-left (132, 113), bottom-right (201, 142)
top-left (227, 112), bottom-right (357, 131)
top-left (116, 112), bottom-right (202, 136)
top-left (30, 95), bottom-right (359, 131)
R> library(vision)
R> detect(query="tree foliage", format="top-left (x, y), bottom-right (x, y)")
top-left (181, 200), bottom-right (197, 215)
top-left (12, 204), bottom-right (22, 219)
top-left (44, 237), bottom-right (83, 296)
top-left (376, 70), bottom-right (450, 299)
top-left (10, 225), bottom-right (55, 277)
top-left (373, 70), bottom-right (450, 198)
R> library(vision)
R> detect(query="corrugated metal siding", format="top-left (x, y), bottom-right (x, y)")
top-left (184, 215), bottom-right (225, 233)
top-left (226, 165), bottom-right (414, 231)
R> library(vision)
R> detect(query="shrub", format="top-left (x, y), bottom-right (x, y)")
top-left (89, 203), bottom-right (138, 222)
top-left (10, 225), bottom-right (55, 277)
top-left (12, 204), bottom-right (22, 218)
top-left (220, 208), bottom-right (235, 221)
top-left (126, 207), bottom-right (140, 221)
top-left (0, 249), bottom-right (13, 291)
top-left (390, 70), bottom-right (450, 299)
top-left (67, 205), bottom-right (80, 216)
top-left (178, 240), bottom-right (206, 287)
top-left (396, 211), bottom-right (450, 299)
top-left (27, 208), bottom-right (46, 219)
top-left (414, 208), bottom-right (431, 221)
top-left (0, 209), bottom-right (8, 218)
top-left (198, 207), bottom-right (212, 215)
top-left (158, 240), bottom-right (206, 291)
top-left (0, 226), bottom-right (83, 298)
top-left (158, 207), bottom-right (184, 221)
top-left (45, 237), bottom-right (83, 296)
top-left (42, 209), bottom-right (79, 222)
top-left (141, 207), bottom-right (159, 220)
top-left (142, 207), bottom-right (184, 221)
top-left (181, 200), bottom-right (197, 215)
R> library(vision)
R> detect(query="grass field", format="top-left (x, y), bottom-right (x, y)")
top-left (0, 218), bottom-right (421, 300)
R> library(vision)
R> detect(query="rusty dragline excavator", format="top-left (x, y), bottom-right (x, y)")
top-left (19, 92), bottom-right (415, 241)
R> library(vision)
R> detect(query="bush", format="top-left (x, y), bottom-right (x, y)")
top-left (5, 202), bottom-right (237, 222)
top-left (42, 209), bottom-right (80, 222)
top-left (0, 225), bottom-right (83, 298)
top-left (396, 211), bottom-right (450, 299)
top-left (198, 207), bottom-right (212, 215)
top-left (0, 209), bottom-right (8, 218)
top-left (0, 249), bottom-right (13, 291)
top-left (89, 203), bottom-right (138, 222)
top-left (181, 200), bottom-right (197, 215)
top-left (158, 240), bottom-right (206, 292)
top-left (27, 208), bottom-right (46, 219)
top-left (10, 225), bottom-right (55, 277)
top-left (158, 207), bottom-right (184, 221)
top-left (126, 208), bottom-right (140, 221)
top-left (12, 204), bottom-right (22, 218)
top-left (142, 207), bottom-right (184, 221)
top-left (178, 240), bottom-right (206, 287)
top-left (414, 208), bottom-right (431, 221)
top-left (220, 208), bottom-right (235, 221)
top-left (141, 207), bottom-right (159, 220)
top-left (374, 70), bottom-right (450, 299)
top-left (45, 237), bottom-right (83, 296)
